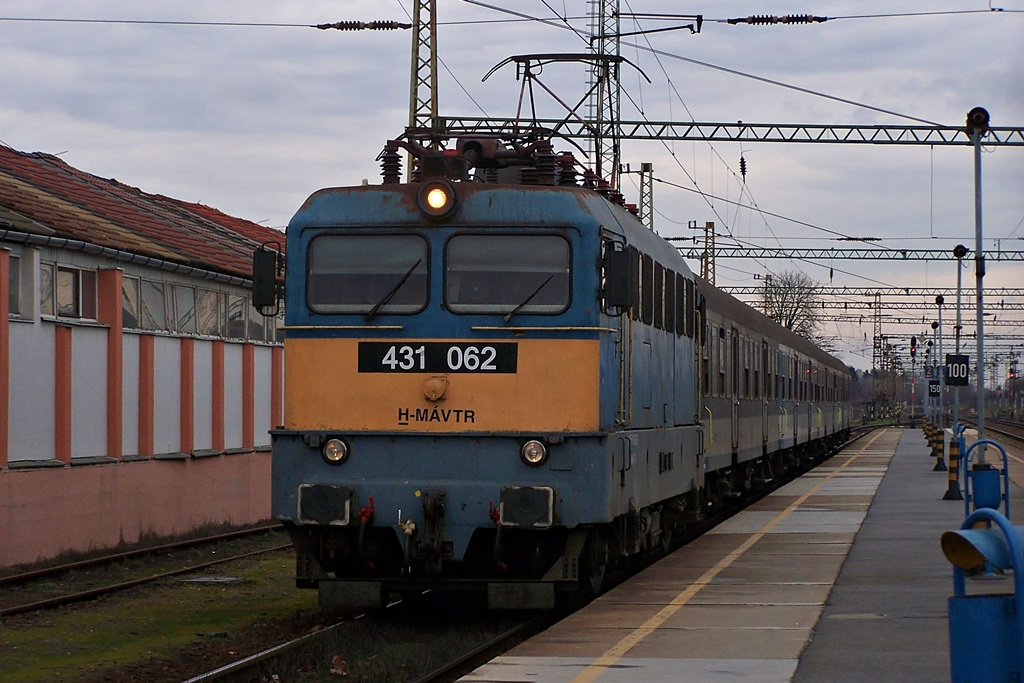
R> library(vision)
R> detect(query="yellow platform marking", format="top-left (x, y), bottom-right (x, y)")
top-left (569, 429), bottom-right (889, 683)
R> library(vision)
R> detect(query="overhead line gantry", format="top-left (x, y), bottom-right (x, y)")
top-left (721, 287), bottom-right (1024, 297)
top-left (430, 117), bottom-right (1024, 147)
top-left (674, 246), bottom-right (1024, 261)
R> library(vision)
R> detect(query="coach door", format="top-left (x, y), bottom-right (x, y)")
top-left (762, 340), bottom-right (769, 447)
top-left (731, 328), bottom-right (740, 453)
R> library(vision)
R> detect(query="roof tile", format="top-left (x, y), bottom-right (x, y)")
top-left (0, 144), bottom-right (285, 279)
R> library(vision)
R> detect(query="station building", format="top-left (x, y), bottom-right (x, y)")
top-left (0, 144), bottom-right (284, 568)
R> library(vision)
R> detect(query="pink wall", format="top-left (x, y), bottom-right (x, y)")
top-left (0, 453), bottom-right (272, 568)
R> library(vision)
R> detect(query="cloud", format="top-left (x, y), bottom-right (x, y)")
top-left (1, 0), bottom-right (1022, 367)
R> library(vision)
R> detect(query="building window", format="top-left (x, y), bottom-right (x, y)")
top-left (173, 285), bottom-right (197, 334)
top-left (56, 266), bottom-right (80, 317)
top-left (118, 276), bottom-right (278, 343)
top-left (196, 289), bottom-right (221, 336)
top-left (8, 255), bottom-right (20, 316)
top-left (248, 299), bottom-right (266, 341)
top-left (40, 263), bottom-right (55, 316)
top-left (226, 293), bottom-right (247, 339)
top-left (140, 279), bottom-right (167, 330)
top-left (123, 276), bottom-right (140, 327)
top-left (40, 264), bottom-right (97, 320)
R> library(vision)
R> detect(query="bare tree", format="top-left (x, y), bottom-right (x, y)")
top-left (761, 270), bottom-right (824, 343)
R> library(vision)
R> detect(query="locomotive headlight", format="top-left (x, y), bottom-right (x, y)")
top-left (417, 179), bottom-right (457, 219)
top-left (322, 438), bottom-right (349, 465)
top-left (520, 440), bottom-right (548, 467)
top-left (426, 187), bottom-right (447, 209)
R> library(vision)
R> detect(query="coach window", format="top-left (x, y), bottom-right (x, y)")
top-left (630, 249), bottom-right (641, 322)
top-left (653, 263), bottom-right (665, 329)
top-left (746, 338), bottom-right (753, 398)
top-left (675, 273), bottom-right (686, 336)
top-left (309, 234), bottom-right (428, 315)
top-left (446, 234), bottom-right (569, 315)
top-left (709, 325), bottom-right (718, 394)
top-left (718, 327), bottom-right (727, 397)
top-left (757, 343), bottom-right (764, 399)
top-left (701, 331), bottom-right (710, 396)
top-left (639, 254), bottom-right (654, 325)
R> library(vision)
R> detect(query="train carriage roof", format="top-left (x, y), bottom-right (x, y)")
top-left (697, 273), bottom-right (847, 373)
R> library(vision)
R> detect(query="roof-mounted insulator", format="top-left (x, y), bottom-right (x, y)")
top-left (377, 143), bottom-right (402, 184)
top-left (556, 153), bottom-right (579, 187)
top-left (316, 20), bottom-right (412, 31)
top-left (727, 14), bottom-right (827, 25)
top-left (581, 169), bottom-right (600, 191)
top-left (534, 144), bottom-right (558, 187)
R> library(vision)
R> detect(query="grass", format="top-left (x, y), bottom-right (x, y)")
top-left (0, 553), bottom-right (317, 683)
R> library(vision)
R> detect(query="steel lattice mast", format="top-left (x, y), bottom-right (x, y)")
top-left (409, 0), bottom-right (438, 134)
top-left (587, 0), bottom-right (621, 189)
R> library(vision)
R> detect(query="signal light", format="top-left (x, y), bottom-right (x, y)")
top-left (910, 336), bottom-right (917, 358)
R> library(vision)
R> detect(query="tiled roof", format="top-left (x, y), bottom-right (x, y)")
top-left (0, 144), bottom-right (284, 279)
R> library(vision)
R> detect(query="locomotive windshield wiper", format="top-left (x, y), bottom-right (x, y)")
top-left (364, 259), bottom-right (422, 322)
top-left (504, 274), bottom-right (554, 322)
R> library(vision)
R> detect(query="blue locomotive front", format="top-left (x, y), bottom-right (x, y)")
top-left (266, 172), bottom-right (704, 608)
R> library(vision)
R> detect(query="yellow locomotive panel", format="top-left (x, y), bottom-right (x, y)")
top-left (284, 338), bottom-right (601, 432)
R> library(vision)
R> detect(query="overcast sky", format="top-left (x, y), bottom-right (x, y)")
top-left (1, 1), bottom-right (1022, 370)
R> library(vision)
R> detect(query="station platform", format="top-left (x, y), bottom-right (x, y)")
top-left (461, 427), bottom-right (1024, 682)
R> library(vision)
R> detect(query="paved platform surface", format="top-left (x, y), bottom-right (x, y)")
top-left (461, 427), bottom-right (1024, 682)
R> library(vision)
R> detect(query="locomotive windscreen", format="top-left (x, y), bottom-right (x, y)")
top-left (306, 234), bottom-right (429, 314)
top-left (444, 234), bottom-right (570, 315)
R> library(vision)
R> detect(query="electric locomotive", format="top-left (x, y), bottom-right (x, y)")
top-left (254, 131), bottom-right (851, 609)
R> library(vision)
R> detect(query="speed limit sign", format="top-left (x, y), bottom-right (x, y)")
top-left (945, 354), bottom-right (970, 387)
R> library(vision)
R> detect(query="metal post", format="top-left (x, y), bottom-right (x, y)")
top-left (929, 335), bottom-right (937, 425)
top-left (937, 296), bottom-right (945, 426)
top-left (935, 300), bottom-right (947, 471)
top-left (911, 354), bottom-right (916, 426)
top-left (953, 245), bottom-right (968, 428)
top-left (967, 107), bottom-right (990, 460)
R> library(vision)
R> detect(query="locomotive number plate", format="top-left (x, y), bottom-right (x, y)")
top-left (358, 342), bottom-right (518, 373)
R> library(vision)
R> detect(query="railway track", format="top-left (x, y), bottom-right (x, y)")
top-left (182, 427), bottom-right (877, 682)
top-left (179, 596), bottom-right (551, 683)
top-left (960, 417), bottom-right (1024, 446)
top-left (0, 524), bottom-right (288, 617)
